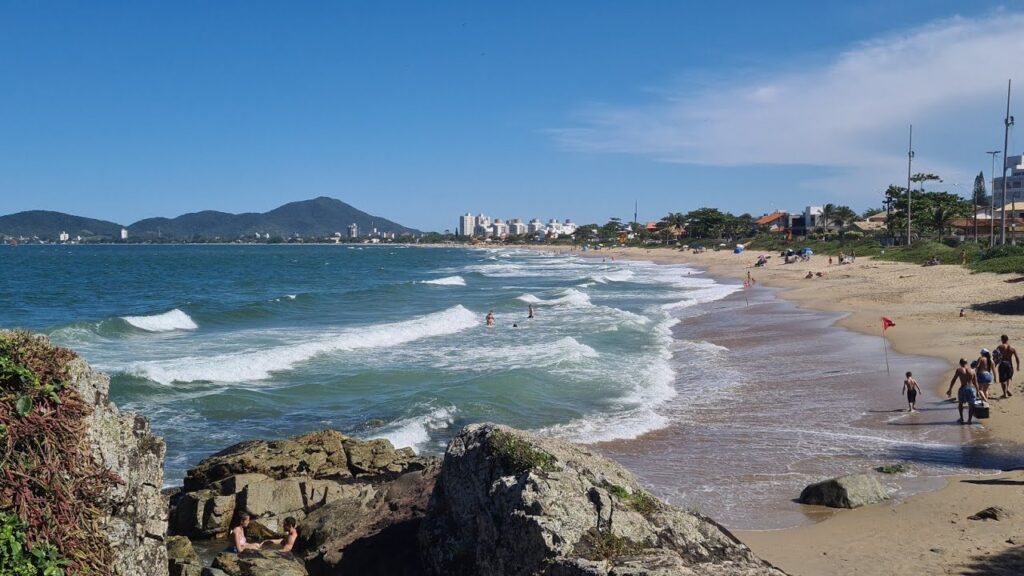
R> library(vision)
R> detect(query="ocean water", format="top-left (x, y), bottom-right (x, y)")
top-left (1, 244), bottom-right (1017, 529)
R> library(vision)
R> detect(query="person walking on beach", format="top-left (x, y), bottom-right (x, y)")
top-left (976, 349), bottom-right (995, 400)
top-left (946, 359), bottom-right (978, 424)
top-left (995, 335), bottom-right (1019, 398)
top-left (902, 371), bottom-right (920, 412)
top-left (485, 310), bottom-right (495, 327)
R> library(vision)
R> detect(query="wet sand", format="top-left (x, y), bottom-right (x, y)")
top-left (529, 245), bottom-right (1024, 575)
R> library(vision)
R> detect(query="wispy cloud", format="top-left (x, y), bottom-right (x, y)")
top-left (552, 12), bottom-right (1024, 200)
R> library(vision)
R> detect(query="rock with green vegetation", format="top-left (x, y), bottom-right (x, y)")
top-left (875, 463), bottom-right (909, 475)
top-left (799, 473), bottom-right (889, 509)
top-left (420, 424), bottom-right (786, 576)
top-left (0, 331), bottom-right (168, 576)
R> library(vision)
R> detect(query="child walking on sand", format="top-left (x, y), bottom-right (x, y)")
top-left (902, 371), bottom-right (920, 412)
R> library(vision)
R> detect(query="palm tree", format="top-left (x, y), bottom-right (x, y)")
top-left (833, 206), bottom-right (858, 230)
top-left (820, 203), bottom-right (836, 233)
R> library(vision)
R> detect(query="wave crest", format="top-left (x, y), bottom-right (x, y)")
top-left (421, 276), bottom-right (466, 286)
top-left (121, 309), bottom-right (198, 332)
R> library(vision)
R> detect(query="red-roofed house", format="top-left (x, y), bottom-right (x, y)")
top-left (755, 211), bottom-right (789, 233)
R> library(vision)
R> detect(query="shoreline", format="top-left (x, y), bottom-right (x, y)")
top-left (523, 244), bottom-right (1024, 576)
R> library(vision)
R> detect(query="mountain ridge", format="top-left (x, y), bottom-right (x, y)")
top-left (0, 197), bottom-right (421, 241)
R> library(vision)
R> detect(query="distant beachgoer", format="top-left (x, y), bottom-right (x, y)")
top-left (946, 359), bottom-right (978, 424)
top-left (902, 371), bottom-right (920, 412)
top-left (512, 323), bottom-right (518, 328)
top-left (959, 308), bottom-right (965, 318)
top-left (486, 310), bottom-right (495, 327)
top-left (528, 304), bottom-right (534, 319)
top-left (828, 256), bottom-right (833, 266)
top-left (228, 513), bottom-right (261, 553)
top-left (805, 271), bottom-right (814, 279)
top-left (976, 349), bottom-right (994, 400)
top-left (264, 517), bottom-right (298, 553)
top-left (960, 250), bottom-right (967, 265)
top-left (995, 335), bottom-right (1020, 398)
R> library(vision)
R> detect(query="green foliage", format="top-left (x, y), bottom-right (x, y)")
top-left (605, 484), bottom-right (659, 515)
top-left (0, 513), bottom-right (68, 576)
top-left (489, 429), bottom-right (556, 475)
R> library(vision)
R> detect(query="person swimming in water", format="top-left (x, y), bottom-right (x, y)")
top-left (264, 517), bottom-right (298, 553)
top-left (228, 512), bottom-right (262, 553)
top-left (485, 310), bottom-right (495, 327)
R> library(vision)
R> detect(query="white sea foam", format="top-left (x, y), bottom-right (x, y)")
top-left (121, 309), bottom-right (198, 332)
top-left (421, 275), bottom-right (466, 286)
top-left (516, 288), bottom-right (591, 307)
top-left (434, 337), bottom-right (599, 372)
top-left (375, 405), bottom-right (457, 454)
top-left (132, 305), bottom-right (479, 384)
top-left (590, 269), bottom-right (635, 283)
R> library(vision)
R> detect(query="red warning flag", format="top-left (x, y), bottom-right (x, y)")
top-left (882, 317), bottom-right (896, 331)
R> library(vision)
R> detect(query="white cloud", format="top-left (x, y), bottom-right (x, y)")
top-left (552, 12), bottom-right (1024, 201)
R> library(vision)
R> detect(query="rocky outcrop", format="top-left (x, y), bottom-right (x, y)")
top-left (420, 424), bottom-right (785, 576)
top-left (167, 535), bottom-right (202, 576)
top-left (171, 430), bottom-right (432, 538)
top-left (69, 355), bottom-right (169, 576)
top-left (212, 551), bottom-right (308, 576)
top-left (798, 473), bottom-right (889, 509)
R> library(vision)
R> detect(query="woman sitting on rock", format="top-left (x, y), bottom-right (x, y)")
top-left (265, 517), bottom-right (298, 554)
top-left (228, 512), bottom-right (262, 554)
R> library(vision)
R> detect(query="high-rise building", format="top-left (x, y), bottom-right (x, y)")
top-left (347, 223), bottom-right (359, 238)
top-left (459, 213), bottom-right (475, 237)
top-left (527, 218), bottom-right (544, 234)
top-left (120, 228), bottom-right (128, 240)
top-left (474, 213), bottom-right (491, 236)
top-left (994, 155), bottom-right (1024, 204)
top-left (509, 218), bottom-right (527, 235)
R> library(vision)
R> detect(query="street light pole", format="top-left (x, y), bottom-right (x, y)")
top-left (987, 150), bottom-right (1001, 246)
top-left (1000, 79), bottom-right (1014, 245)
top-left (906, 125), bottom-right (914, 245)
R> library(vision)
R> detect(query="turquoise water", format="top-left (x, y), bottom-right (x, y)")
top-left (1, 245), bottom-right (734, 484)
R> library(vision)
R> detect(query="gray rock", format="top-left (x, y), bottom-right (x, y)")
top-left (420, 424), bottom-right (785, 576)
top-left (68, 353), bottom-right (169, 576)
top-left (167, 535), bottom-right (202, 576)
top-left (201, 569), bottom-right (230, 576)
top-left (798, 474), bottom-right (889, 509)
top-left (237, 552), bottom-right (309, 576)
top-left (969, 506), bottom-right (1011, 521)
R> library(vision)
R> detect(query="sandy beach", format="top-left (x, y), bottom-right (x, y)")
top-left (533, 244), bottom-right (1024, 575)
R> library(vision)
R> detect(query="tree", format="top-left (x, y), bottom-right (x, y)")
top-left (972, 171), bottom-right (987, 242)
top-left (820, 203), bottom-right (836, 231)
top-left (683, 208), bottom-right (729, 239)
top-left (910, 173), bottom-right (943, 191)
top-left (833, 206), bottom-right (858, 229)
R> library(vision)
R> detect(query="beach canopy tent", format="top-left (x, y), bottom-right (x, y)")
top-left (734, 244), bottom-right (745, 254)
top-left (800, 248), bottom-right (813, 256)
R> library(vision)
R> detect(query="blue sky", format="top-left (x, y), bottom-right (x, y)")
top-left (2, 1), bottom-right (1022, 231)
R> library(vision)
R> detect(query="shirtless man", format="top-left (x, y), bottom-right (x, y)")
top-left (264, 517), bottom-right (298, 553)
top-left (946, 359), bottom-right (978, 424)
top-left (902, 371), bottom-right (920, 412)
top-left (995, 335), bottom-right (1020, 398)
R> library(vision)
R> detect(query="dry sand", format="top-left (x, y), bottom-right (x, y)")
top-left (532, 244), bottom-right (1024, 575)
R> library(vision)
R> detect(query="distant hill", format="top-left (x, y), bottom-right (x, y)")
top-left (0, 210), bottom-right (123, 240)
top-left (0, 197), bottom-right (421, 241)
top-left (127, 197), bottom-right (420, 239)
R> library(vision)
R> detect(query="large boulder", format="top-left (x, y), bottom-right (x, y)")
top-left (212, 551), bottom-right (308, 576)
top-left (299, 462), bottom-right (439, 575)
top-left (798, 474), bottom-right (889, 509)
top-left (420, 424), bottom-right (785, 576)
top-left (167, 535), bottom-right (201, 576)
top-left (69, 354), bottom-right (169, 576)
top-left (171, 430), bottom-right (434, 538)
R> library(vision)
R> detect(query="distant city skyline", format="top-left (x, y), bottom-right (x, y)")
top-left (1, 2), bottom-right (1023, 231)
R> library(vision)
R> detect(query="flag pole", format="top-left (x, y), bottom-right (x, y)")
top-left (882, 326), bottom-right (891, 374)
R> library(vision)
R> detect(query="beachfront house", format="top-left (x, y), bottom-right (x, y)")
top-left (755, 211), bottom-right (789, 233)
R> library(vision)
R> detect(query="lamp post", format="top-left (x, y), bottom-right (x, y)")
top-left (1000, 79), bottom-right (1014, 245)
top-left (906, 125), bottom-right (914, 245)
top-left (987, 150), bottom-right (1001, 246)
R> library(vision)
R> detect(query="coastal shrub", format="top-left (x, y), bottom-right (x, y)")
top-left (0, 513), bottom-right (68, 576)
top-left (969, 255), bottom-right (1024, 274)
top-left (605, 484), bottom-right (660, 515)
top-left (489, 429), bottom-right (556, 474)
top-left (0, 331), bottom-right (118, 575)
top-left (575, 528), bottom-right (643, 562)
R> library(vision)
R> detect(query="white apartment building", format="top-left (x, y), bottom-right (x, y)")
top-left (59, 231), bottom-right (69, 242)
top-left (347, 223), bottom-right (359, 238)
top-left (474, 213), bottom-right (492, 236)
top-left (458, 213), bottom-right (475, 237)
top-left (509, 218), bottom-right (527, 235)
top-left (491, 218), bottom-right (509, 238)
top-left (527, 218), bottom-right (545, 234)
top-left (120, 228), bottom-right (128, 240)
